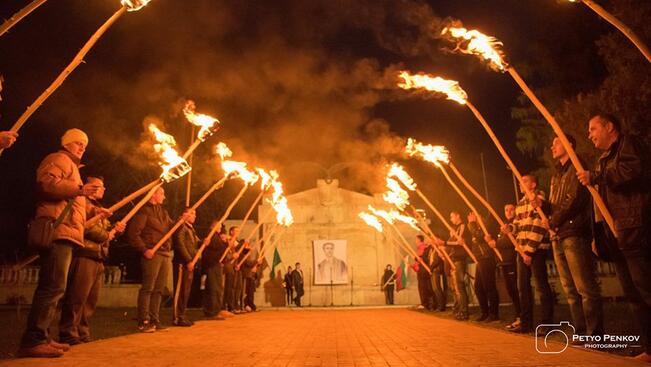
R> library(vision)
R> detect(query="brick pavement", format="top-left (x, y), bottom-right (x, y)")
top-left (0, 308), bottom-right (641, 367)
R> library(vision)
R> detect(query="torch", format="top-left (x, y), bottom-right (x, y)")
top-left (106, 123), bottom-right (191, 238)
top-left (367, 206), bottom-right (433, 275)
top-left (408, 206), bottom-right (456, 271)
top-left (383, 161), bottom-right (477, 263)
top-left (382, 165), bottom-right (456, 270)
top-left (0, 0), bottom-right (48, 38)
top-left (358, 211), bottom-right (430, 273)
top-left (439, 25), bottom-right (617, 237)
top-left (398, 74), bottom-right (551, 226)
top-left (567, 0), bottom-right (650, 63)
top-left (0, 0), bottom-right (154, 156)
top-left (398, 147), bottom-right (504, 261)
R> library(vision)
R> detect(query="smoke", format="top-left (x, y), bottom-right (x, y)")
top-left (41, 0), bottom-right (446, 195)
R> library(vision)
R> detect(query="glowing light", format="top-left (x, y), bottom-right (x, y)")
top-left (405, 138), bottom-right (450, 167)
top-left (398, 71), bottom-right (468, 105)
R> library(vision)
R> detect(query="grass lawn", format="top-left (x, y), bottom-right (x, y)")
top-left (413, 300), bottom-right (643, 357)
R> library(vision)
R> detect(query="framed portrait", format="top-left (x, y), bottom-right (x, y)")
top-left (313, 239), bottom-right (348, 285)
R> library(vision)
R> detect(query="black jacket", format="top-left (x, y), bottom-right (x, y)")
top-left (202, 236), bottom-right (228, 270)
top-left (495, 217), bottom-right (517, 265)
top-left (173, 223), bottom-right (199, 264)
top-left (445, 222), bottom-right (472, 261)
top-left (467, 221), bottom-right (493, 259)
top-left (284, 273), bottom-right (293, 289)
top-left (291, 269), bottom-right (304, 291)
top-left (590, 135), bottom-right (650, 236)
top-left (548, 159), bottom-right (592, 240)
top-left (126, 203), bottom-right (173, 256)
top-left (420, 246), bottom-right (442, 275)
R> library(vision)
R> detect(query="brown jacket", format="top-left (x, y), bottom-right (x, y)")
top-left (126, 203), bottom-right (173, 256)
top-left (35, 150), bottom-right (86, 247)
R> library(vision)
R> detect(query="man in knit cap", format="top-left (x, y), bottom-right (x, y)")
top-left (18, 128), bottom-right (103, 358)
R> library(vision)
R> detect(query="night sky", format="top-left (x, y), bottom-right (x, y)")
top-left (0, 0), bottom-right (612, 261)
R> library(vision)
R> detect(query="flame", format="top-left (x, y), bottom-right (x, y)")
top-left (121, 0), bottom-right (152, 12)
top-left (387, 163), bottom-right (417, 191)
top-left (256, 168), bottom-right (279, 190)
top-left (147, 123), bottom-right (190, 181)
top-left (398, 71), bottom-right (468, 105)
top-left (215, 142), bottom-right (233, 160)
top-left (441, 25), bottom-right (508, 71)
top-left (383, 178), bottom-right (411, 211)
top-left (183, 101), bottom-right (221, 141)
top-left (267, 179), bottom-right (293, 226)
top-left (359, 212), bottom-right (383, 232)
top-left (405, 138), bottom-right (450, 167)
top-left (368, 205), bottom-right (419, 231)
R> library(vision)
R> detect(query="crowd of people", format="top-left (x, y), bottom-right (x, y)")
top-left (407, 114), bottom-right (650, 362)
top-left (10, 128), bottom-right (271, 358)
top-left (2, 112), bottom-right (649, 361)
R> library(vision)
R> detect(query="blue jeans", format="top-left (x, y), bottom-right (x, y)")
top-left (553, 236), bottom-right (603, 335)
top-left (21, 241), bottom-right (74, 347)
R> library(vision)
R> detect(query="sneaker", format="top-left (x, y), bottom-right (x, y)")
top-left (17, 343), bottom-right (64, 358)
top-left (173, 318), bottom-right (193, 327)
top-left (508, 324), bottom-right (532, 334)
top-left (138, 320), bottom-right (155, 333)
top-left (152, 321), bottom-right (168, 331)
top-left (218, 310), bottom-right (235, 318)
top-left (244, 306), bottom-right (252, 313)
top-left (455, 312), bottom-right (469, 321)
top-left (505, 318), bottom-right (521, 330)
top-left (474, 314), bottom-right (488, 322)
top-left (49, 340), bottom-right (71, 351)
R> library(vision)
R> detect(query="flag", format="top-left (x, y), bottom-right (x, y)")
top-left (395, 256), bottom-right (408, 292)
top-left (269, 247), bottom-right (282, 279)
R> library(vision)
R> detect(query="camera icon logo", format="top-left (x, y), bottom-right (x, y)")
top-left (535, 321), bottom-right (575, 354)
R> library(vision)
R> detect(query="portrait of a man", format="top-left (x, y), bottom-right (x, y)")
top-left (313, 240), bottom-right (348, 284)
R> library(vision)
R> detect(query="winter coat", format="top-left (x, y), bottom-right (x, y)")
top-left (173, 223), bottom-right (199, 264)
top-left (126, 203), bottom-right (173, 256)
top-left (76, 198), bottom-right (110, 260)
top-left (548, 159), bottom-right (591, 240)
top-left (34, 150), bottom-right (86, 247)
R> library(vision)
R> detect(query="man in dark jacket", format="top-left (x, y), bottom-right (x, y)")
top-left (19, 129), bottom-right (102, 358)
top-left (172, 208), bottom-right (199, 326)
top-left (413, 235), bottom-right (434, 310)
top-left (546, 136), bottom-right (603, 337)
top-left (382, 264), bottom-right (395, 305)
top-left (284, 266), bottom-right (294, 306)
top-left (59, 175), bottom-right (125, 345)
top-left (468, 212), bottom-right (499, 322)
top-left (202, 225), bottom-right (232, 320)
top-left (292, 262), bottom-right (305, 306)
top-left (222, 226), bottom-right (242, 313)
top-left (435, 211), bottom-right (472, 320)
top-left (578, 114), bottom-right (650, 361)
top-left (126, 186), bottom-right (173, 333)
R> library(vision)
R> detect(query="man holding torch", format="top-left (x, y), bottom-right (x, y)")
top-left (172, 208), bottom-right (199, 327)
top-left (577, 114), bottom-right (651, 361)
top-left (502, 175), bottom-right (554, 334)
top-left (126, 186), bottom-right (177, 332)
top-left (59, 175), bottom-right (126, 345)
top-left (18, 128), bottom-right (102, 358)
top-left (434, 211), bottom-right (472, 321)
top-left (202, 225), bottom-right (232, 320)
top-left (467, 212), bottom-right (499, 322)
top-left (412, 235), bottom-right (435, 311)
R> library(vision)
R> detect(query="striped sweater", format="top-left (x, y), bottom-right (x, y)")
top-left (513, 191), bottom-right (550, 254)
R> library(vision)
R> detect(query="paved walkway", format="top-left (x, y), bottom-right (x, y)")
top-left (1, 308), bottom-right (641, 367)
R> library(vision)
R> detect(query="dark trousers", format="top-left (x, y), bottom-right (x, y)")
top-left (384, 285), bottom-right (395, 304)
top-left (474, 257), bottom-right (499, 317)
top-left (203, 265), bottom-right (224, 317)
top-left (137, 253), bottom-right (171, 323)
top-left (449, 260), bottom-right (468, 315)
top-left (233, 270), bottom-right (243, 310)
top-left (244, 277), bottom-right (256, 310)
top-left (59, 256), bottom-right (104, 343)
top-left (173, 264), bottom-right (194, 321)
top-left (499, 262), bottom-right (521, 317)
top-left (285, 286), bottom-right (293, 305)
top-left (610, 226), bottom-right (651, 354)
top-left (417, 271), bottom-right (434, 310)
top-left (552, 236), bottom-right (603, 335)
top-left (517, 251), bottom-right (554, 329)
top-left (294, 286), bottom-right (304, 306)
top-left (21, 241), bottom-right (74, 347)
top-left (223, 270), bottom-right (235, 311)
top-left (430, 269), bottom-right (446, 311)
